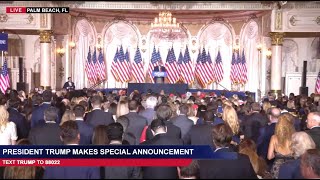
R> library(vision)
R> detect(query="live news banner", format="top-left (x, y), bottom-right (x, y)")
top-left (0, 146), bottom-right (237, 166)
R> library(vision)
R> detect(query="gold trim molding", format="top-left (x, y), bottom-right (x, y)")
top-left (269, 32), bottom-right (285, 46)
top-left (39, 30), bottom-right (53, 43)
top-left (275, 11), bottom-right (282, 30)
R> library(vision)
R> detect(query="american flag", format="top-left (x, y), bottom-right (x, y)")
top-left (177, 50), bottom-right (184, 81)
top-left (132, 47), bottom-right (144, 83)
top-left (125, 48), bottom-right (132, 81)
top-left (97, 50), bottom-right (106, 81)
top-left (195, 49), bottom-right (204, 87)
top-left (111, 48), bottom-right (120, 81)
top-left (235, 50), bottom-right (242, 83)
top-left (0, 58), bottom-right (10, 94)
top-left (207, 51), bottom-right (215, 82)
top-left (230, 51), bottom-right (236, 84)
top-left (316, 71), bottom-right (320, 94)
top-left (213, 50), bottom-right (224, 83)
top-left (85, 47), bottom-right (96, 84)
top-left (241, 49), bottom-right (248, 84)
top-left (182, 46), bottom-right (194, 84)
top-left (200, 47), bottom-right (213, 85)
top-left (148, 46), bottom-right (159, 83)
top-left (165, 47), bottom-right (180, 84)
top-left (91, 48), bottom-right (99, 83)
top-left (117, 45), bottom-right (131, 82)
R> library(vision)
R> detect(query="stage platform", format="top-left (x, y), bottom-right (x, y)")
top-left (97, 83), bottom-right (255, 100)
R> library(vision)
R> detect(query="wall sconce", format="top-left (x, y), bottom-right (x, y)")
top-left (96, 37), bottom-right (102, 51)
top-left (56, 46), bottom-right (65, 58)
top-left (266, 48), bottom-right (272, 59)
top-left (69, 41), bottom-right (76, 49)
top-left (233, 44), bottom-right (240, 52)
top-left (257, 44), bottom-right (262, 52)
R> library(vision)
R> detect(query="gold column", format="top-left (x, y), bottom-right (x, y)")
top-left (39, 30), bottom-right (53, 90)
top-left (269, 32), bottom-right (285, 99)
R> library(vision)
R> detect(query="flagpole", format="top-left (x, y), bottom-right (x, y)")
top-left (1, 50), bottom-right (3, 67)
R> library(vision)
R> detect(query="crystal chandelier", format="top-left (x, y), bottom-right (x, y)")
top-left (150, 11), bottom-right (185, 40)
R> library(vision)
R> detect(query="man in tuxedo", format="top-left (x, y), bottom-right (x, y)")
top-left (30, 90), bottom-right (57, 128)
top-left (257, 107), bottom-right (280, 161)
top-left (28, 106), bottom-right (62, 145)
top-left (85, 95), bottom-right (114, 128)
top-left (125, 100), bottom-right (148, 144)
top-left (142, 119), bottom-right (183, 179)
top-left (63, 77), bottom-right (75, 91)
top-left (145, 104), bottom-right (181, 141)
top-left (170, 104), bottom-right (194, 139)
top-left (243, 102), bottom-right (268, 143)
top-left (153, 64), bottom-right (166, 83)
top-left (183, 111), bottom-right (216, 148)
top-left (7, 99), bottom-right (30, 140)
top-left (305, 112), bottom-right (320, 149)
top-left (199, 124), bottom-right (257, 179)
top-left (73, 105), bottom-right (94, 145)
top-left (43, 121), bottom-right (100, 179)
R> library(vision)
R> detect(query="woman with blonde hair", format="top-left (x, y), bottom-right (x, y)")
top-left (116, 100), bottom-right (129, 120)
top-left (278, 131), bottom-right (316, 179)
top-left (222, 105), bottom-right (241, 145)
top-left (262, 101), bottom-right (272, 115)
top-left (0, 105), bottom-right (18, 145)
top-left (267, 113), bottom-right (295, 178)
top-left (59, 109), bottom-right (76, 126)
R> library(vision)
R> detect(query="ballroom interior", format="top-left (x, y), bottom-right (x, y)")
top-left (0, 1), bottom-right (319, 101)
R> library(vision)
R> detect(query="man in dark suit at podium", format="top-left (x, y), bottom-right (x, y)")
top-left (63, 77), bottom-right (75, 91)
top-left (153, 64), bottom-right (166, 83)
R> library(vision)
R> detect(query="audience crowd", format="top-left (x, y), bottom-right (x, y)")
top-left (0, 87), bottom-right (319, 179)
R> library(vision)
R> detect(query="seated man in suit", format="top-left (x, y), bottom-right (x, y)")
top-left (30, 90), bottom-right (55, 128)
top-left (85, 95), bottom-right (114, 128)
top-left (153, 64), bottom-right (166, 83)
top-left (142, 119), bottom-right (183, 179)
top-left (73, 105), bottom-right (94, 145)
top-left (43, 121), bottom-right (100, 179)
top-left (103, 122), bottom-right (141, 179)
top-left (145, 104), bottom-right (181, 141)
top-left (63, 77), bottom-right (75, 91)
top-left (199, 124), bottom-right (257, 179)
top-left (305, 112), bottom-right (320, 149)
top-left (28, 107), bottom-right (62, 145)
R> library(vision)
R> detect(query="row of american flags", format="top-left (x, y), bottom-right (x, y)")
top-left (85, 44), bottom-right (250, 87)
top-left (0, 49), bottom-right (320, 94)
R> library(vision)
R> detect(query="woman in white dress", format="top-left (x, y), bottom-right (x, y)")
top-left (0, 105), bottom-right (18, 145)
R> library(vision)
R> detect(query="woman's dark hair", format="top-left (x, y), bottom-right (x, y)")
top-left (92, 125), bottom-right (109, 145)
top-left (212, 124), bottom-right (233, 147)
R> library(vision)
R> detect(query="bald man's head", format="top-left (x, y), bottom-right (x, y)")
top-left (269, 107), bottom-right (281, 123)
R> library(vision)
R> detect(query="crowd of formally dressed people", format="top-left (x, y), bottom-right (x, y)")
top-left (0, 87), bottom-right (319, 179)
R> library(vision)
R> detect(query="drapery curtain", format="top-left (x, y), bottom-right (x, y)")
top-left (198, 23), bottom-right (233, 90)
top-left (104, 21), bottom-right (139, 88)
top-left (240, 20), bottom-right (259, 94)
top-left (74, 19), bottom-right (95, 89)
